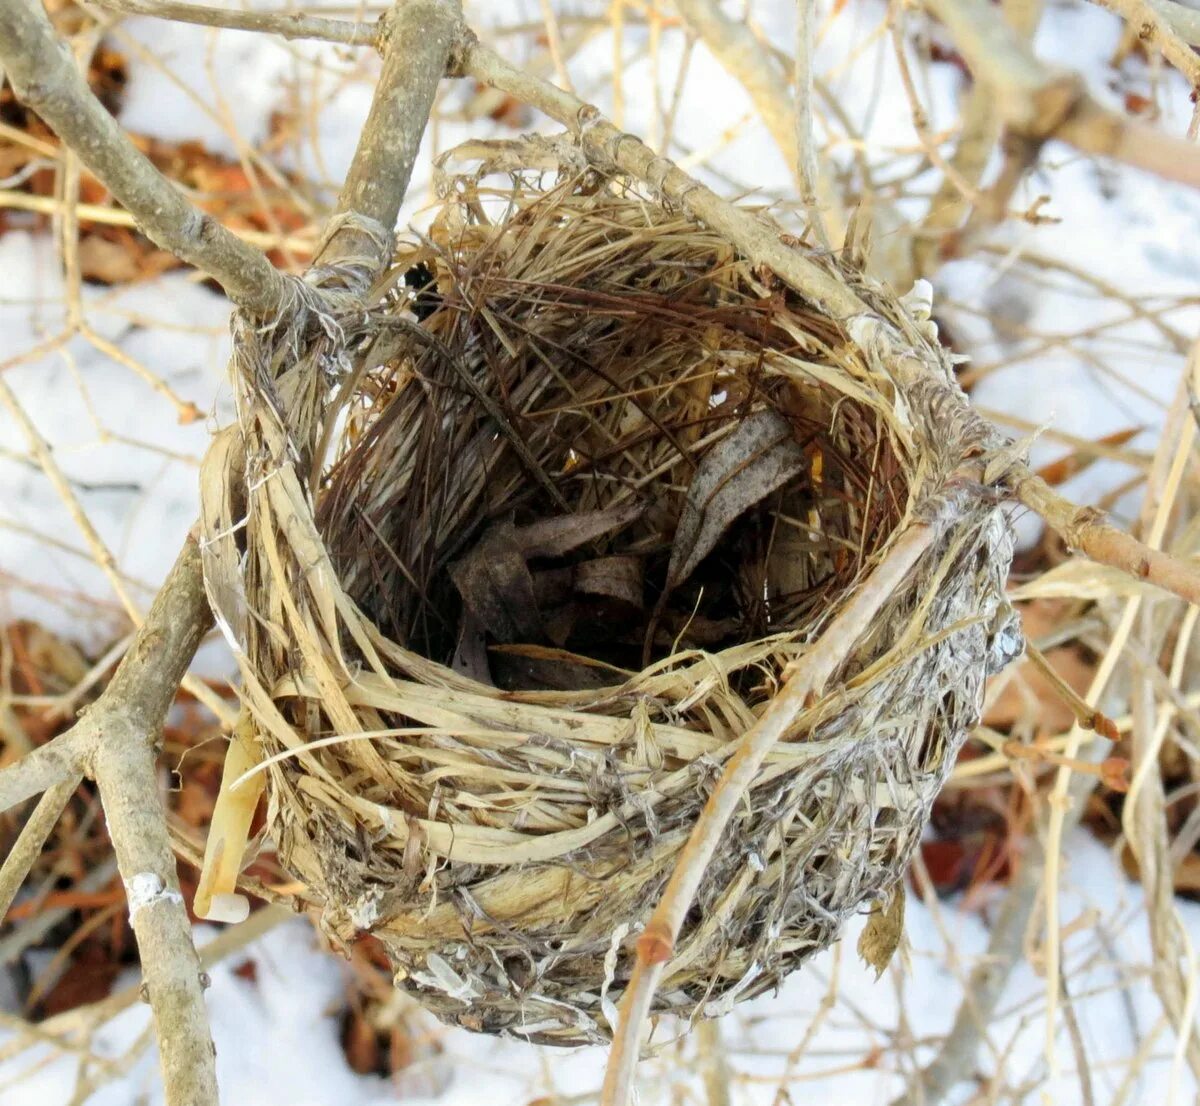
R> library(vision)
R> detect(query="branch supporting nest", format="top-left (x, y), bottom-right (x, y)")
top-left (0, 0), bottom-right (465, 1100)
top-left (92, 0), bottom-right (379, 46)
top-left (0, 0), bottom-right (287, 314)
top-left (603, 523), bottom-right (936, 1106)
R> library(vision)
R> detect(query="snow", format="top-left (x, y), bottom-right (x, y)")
top-left (2, 830), bottom-right (1196, 1103)
top-left (3, 0), bottom-right (1200, 1101)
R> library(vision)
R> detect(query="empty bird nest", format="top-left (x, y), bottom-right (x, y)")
top-left (197, 136), bottom-right (1023, 1046)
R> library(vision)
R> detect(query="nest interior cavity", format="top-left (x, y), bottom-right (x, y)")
top-left (200, 138), bottom-right (1019, 1046)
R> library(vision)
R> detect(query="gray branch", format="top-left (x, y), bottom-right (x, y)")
top-left (0, 2), bottom-right (466, 1101)
top-left (92, 0), bottom-right (378, 46)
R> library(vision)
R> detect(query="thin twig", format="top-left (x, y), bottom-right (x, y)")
top-left (794, 0), bottom-right (830, 247)
top-left (462, 39), bottom-right (865, 319)
top-left (0, 779), bottom-right (78, 919)
top-left (600, 521), bottom-right (935, 1105)
top-left (1041, 376), bottom-right (1196, 1091)
top-left (91, 0), bottom-right (378, 46)
top-left (892, 745), bottom-right (1104, 1105)
top-left (1014, 473), bottom-right (1200, 607)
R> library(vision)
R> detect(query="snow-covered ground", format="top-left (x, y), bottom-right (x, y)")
top-left (3, 0), bottom-right (1200, 1102)
top-left (4, 830), bottom-right (1198, 1104)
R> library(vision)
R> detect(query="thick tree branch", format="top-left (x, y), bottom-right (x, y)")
top-left (924, 0), bottom-right (1200, 188)
top-left (0, 4), bottom-right (465, 1102)
top-left (315, 0), bottom-right (462, 270)
top-left (0, 0), bottom-right (287, 314)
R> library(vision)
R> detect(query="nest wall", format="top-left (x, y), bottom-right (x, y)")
top-left (199, 139), bottom-right (1020, 1045)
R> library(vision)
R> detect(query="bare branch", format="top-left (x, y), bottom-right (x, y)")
top-left (1150, 0), bottom-right (1200, 46)
top-left (0, 779), bottom-right (77, 919)
top-left (671, 0), bottom-right (796, 168)
top-left (316, 0), bottom-right (463, 270)
top-left (924, 0), bottom-right (1200, 188)
top-left (0, 727), bottom-right (91, 813)
top-left (0, 3), bottom-right (467, 1100)
top-left (0, 0), bottom-right (287, 314)
top-left (1090, 0), bottom-right (1200, 117)
top-left (1015, 473), bottom-right (1200, 606)
top-left (894, 748), bottom-right (1104, 1105)
top-left (794, 0), bottom-right (830, 247)
top-left (91, 0), bottom-right (378, 47)
top-left (600, 522), bottom-right (935, 1106)
top-left (908, 0), bottom-right (1042, 280)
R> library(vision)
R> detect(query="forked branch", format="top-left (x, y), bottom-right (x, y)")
top-left (924, 0), bottom-right (1200, 188)
top-left (0, 2), bottom-right (465, 1102)
top-left (0, 0), bottom-right (286, 313)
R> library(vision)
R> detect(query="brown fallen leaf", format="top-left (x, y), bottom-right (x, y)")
top-left (450, 524), bottom-right (541, 644)
top-left (667, 409), bottom-right (807, 590)
top-left (857, 882), bottom-right (905, 978)
top-left (516, 502), bottom-right (643, 558)
top-left (574, 555), bottom-right (643, 610)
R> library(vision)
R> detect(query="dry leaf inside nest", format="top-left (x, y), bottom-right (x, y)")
top-left (667, 409), bottom-right (809, 592)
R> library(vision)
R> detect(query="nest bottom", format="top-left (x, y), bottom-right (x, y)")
top-left (303, 499), bottom-right (1016, 1047)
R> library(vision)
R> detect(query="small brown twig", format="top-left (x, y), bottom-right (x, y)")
top-left (1014, 472), bottom-right (1200, 607)
top-left (600, 521), bottom-right (935, 1106)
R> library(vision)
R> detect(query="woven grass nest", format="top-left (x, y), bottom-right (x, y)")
top-left (199, 137), bottom-right (1023, 1046)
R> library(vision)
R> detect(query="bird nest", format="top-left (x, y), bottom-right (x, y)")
top-left (199, 137), bottom-right (1022, 1046)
